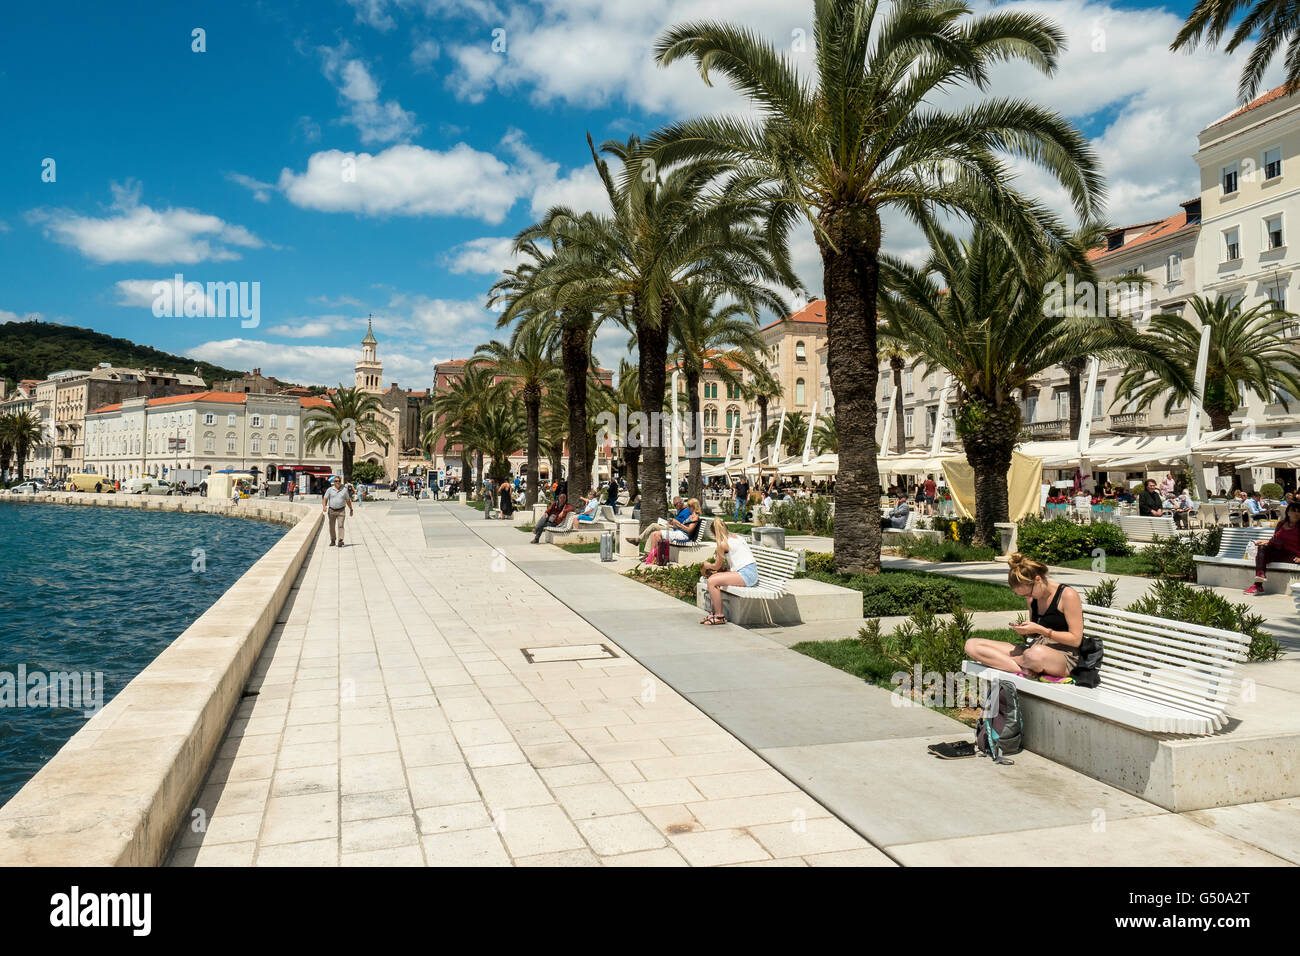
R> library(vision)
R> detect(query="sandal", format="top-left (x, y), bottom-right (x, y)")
top-left (702, 615), bottom-right (727, 626)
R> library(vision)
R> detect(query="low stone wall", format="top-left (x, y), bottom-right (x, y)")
top-left (0, 491), bottom-right (321, 865)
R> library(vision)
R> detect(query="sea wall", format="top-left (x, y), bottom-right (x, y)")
top-left (0, 491), bottom-right (321, 865)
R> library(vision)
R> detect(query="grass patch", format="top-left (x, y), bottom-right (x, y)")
top-left (622, 563), bottom-right (704, 604)
top-left (726, 523), bottom-right (754, 535)
top-left (515, 524), bottom-right (534, 534)
top-left (1056, 554), bottom-right (1154, 576)
top-left (561, 542), bottom-right (601, 554)
top-left (799, 561), bottom-right (1023, 614)
top-left (465, 499), bottom-right (486, 511)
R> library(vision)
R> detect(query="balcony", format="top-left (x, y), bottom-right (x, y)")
top-left (1019, 419), bottom-right (1070, 440)
top-left (1109, 412), bottom-right (1147, 434)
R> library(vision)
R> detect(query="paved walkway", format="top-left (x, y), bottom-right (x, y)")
top-left (172, 502), bottom-right (1299, 866)
top-left (169, 501), bottom-right (886, 866)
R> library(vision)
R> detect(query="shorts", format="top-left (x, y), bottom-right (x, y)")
top-left (664, 528), bottom-right (689, 545)
top-left (735, 562), bottom-right (759, 587)
top-left (1012, 638), bottom-right (1079, 671)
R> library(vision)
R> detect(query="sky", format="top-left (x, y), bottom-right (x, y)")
top-left (0, 0), bottom-right (1271, 389)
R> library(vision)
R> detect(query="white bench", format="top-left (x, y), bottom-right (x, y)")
top-left (1119, 514), bottom-right (1177, 542)
top-left (1193, 526), bottom-right (1284, 590)
top-left (881, 510), bottom-right (918, 541)
top-left (717, 544), bottom-right (799, 604)
top-left (963, 603), bottom-right (1249, 735)
top-left (668, 520), bottom-right (714, 563)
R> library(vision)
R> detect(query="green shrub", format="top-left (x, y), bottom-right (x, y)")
top-left (351, 460), bottom-right (385, 484)
top-left (1085, 577), bottom-right (1118, 608)
top-left (857, 607), bottom-right (974, 679)
top-left (803, 551), bottom-right (836, 574)
top-left (623, 563), bottom-right (704, 603)
top-left (767, 497), bottom-right (833, 536)
top-left (892, 535), bottom-right (997, 563)
top-left (1016, 517), bottom-right (1132, 564)
top-left (1125, 578), bottom-right (1283, 662)
top-left (1140, 529), bottom-right (1223, 580)
top-left (806, 570), bottom-right (962, 616)
top-left (1260, 482), bottom-right (1283, 499)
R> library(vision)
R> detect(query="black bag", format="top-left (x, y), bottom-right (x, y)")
top-left (1071, 635), bottom-right (1104, 688)
top-left (975, 680), bottom-right (1022, 764)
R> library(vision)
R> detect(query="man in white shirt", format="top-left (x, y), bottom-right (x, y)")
top-left (323, 476), bottom-right (354, 547)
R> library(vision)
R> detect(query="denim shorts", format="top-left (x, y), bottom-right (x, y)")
top-left (736, 562), bottom-right (759, 587)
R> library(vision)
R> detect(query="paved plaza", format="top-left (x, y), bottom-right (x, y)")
top-left (171, 501), bottom-right (1300, 866)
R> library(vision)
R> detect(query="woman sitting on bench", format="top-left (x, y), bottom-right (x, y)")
top-left (963, 553), bottom-right (1083, 680)
top-left (699, 518), bottom-right (759, 625)
top-left (644, 498), bottom-right (701, 556)
top-left (1244, 500), bottom-right (1300, 595)
top-left (575, 494), bottom-right (601, 523)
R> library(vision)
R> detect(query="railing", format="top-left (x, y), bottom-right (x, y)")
top-left (1019, 419), bottom-right (1070, 440)
top-left (1109, 412), bottom-right (1147, 432)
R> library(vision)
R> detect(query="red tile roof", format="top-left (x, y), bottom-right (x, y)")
top-left (761, 298), bottom-right (826, 332)
top-left (1088, 209), bottom-right (1199, 262)
top-left (1207, 83), bottom-right (1294, 130)
top-left (89, 390), bottom-right (332, 415)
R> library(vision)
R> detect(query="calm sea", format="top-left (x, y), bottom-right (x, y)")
top-left (0, 502), bottom-right (286, 807)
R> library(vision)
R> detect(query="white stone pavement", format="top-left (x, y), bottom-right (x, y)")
top-left (169, 501), bottom-right (889, 867)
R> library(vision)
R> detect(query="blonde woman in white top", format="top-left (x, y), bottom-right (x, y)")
top-left (699, 518), bottom-right (760, 625)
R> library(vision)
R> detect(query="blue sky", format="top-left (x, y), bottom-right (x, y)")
top-left (0, 0), bottom-right (1260, 388)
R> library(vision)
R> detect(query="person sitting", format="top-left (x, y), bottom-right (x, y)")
top-left (963, 553), bottom-right (1092, 682)
top-left (1167, 490), bottom-right (1194, 529)
top-left (698, 518), bottom-right (760, 625)
top-left (576, 494), bottom-right (601, 523)
top-left (1137, 478), bottom-right (1164, 517)
top-left (1245, 500), bottom-right (1300, 594)
top-left (880, 494), bottom-right (911, 530)
top-left (627, 497), bottom-right (686, 547)
top-left (531, 493), bottom-right (573, 543)
top-left (643, 498), bottom-right (701, 558)
top-left (1245, 491), bottom-right (1268, 526)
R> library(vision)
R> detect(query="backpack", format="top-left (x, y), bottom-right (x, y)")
top-left (975, 680), bottom-right (1022, 764)
top-left (1071, 635), bottom-right (1104, 688)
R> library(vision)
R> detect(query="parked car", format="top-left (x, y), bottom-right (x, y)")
top-left (123, 477), bottom-right (173, 496)
top-left (9, 481), bottom-right (41, 494)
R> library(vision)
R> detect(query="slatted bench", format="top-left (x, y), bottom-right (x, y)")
top-left (1119, 514), bottom-right (1178, 542)
top-left (701, 544), bottom-right (801, 626)
top-left (963, 603), bottom-right (1249, 735)
top-left (1192, 526), bottom-right (1290, 591)
top-left (668, 520), bottom-right (713, 563)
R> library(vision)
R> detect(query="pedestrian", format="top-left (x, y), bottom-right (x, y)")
top-left (323, 475), bottom-right (353, 547)
top-left (287, 478), bottom-right (295, 503)
top-left (734, 475), bottom-right (750, 522)
top-left (606, 475), bottom-right (621, 515)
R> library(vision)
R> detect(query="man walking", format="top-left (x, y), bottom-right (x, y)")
top-left (323, 475), bottom-right (353, 547)
top-left (734, 476), bottom-right (749, 522)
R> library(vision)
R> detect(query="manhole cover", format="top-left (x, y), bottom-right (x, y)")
top-left (521, 644), bottom-right (618, 663)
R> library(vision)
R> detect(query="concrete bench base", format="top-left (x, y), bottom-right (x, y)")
top-left (883, 528), bottom-right (944, 544)
top-left (1195, 556), bottom-right (1300, 593)
top-left (1009, 692), bottom-right (1300, 812)
top-left (541, 524), bottom-right (610, 545)
top-left (669, 542), bottom-right (711, 563)
top-left (694, 576), bottom-right (862, 627)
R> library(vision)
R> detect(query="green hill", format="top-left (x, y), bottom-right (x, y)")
top-left (0, 320), bottom-right (245, 387)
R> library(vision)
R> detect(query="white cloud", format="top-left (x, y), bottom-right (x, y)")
top-left (277, 140), bottom-right (535, 222)
top-left (29, 182), bottom-right (264, 265)
top-left (295, 115), bottom-right (322, 143)
top-left (529, 164), bottom-right (610, 218)
top-left (1, 309), bottom-right (43, 323)
top-left (227, 172), bottom-right (274, 202)
top-left (265, 316), bottom-right (363, 339)
top-left (444, 236), bottom-right (519, 274)
top-left (411, 38), bottom-right (440, 70)
top-left (320, 43), bottom-right (420, 144)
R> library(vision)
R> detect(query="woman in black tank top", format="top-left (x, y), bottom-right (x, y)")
top-left (963, 553), bottom-right (1084, 679)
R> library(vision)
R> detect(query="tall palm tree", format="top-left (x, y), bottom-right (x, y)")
top-left (650, 0), bottom-right (1104, 573)
top-left (422, 364), bottom-right (503, 498)
top-left (741, 363), bottom-right (782, 462)
top-left (7, 411), bottom-right (44, 481)
top-left (814, 414), bottom-right (839, 454)
top-left (0, 415), bottom-right (15, 481)
top-left (490, 237), bottom-right (609, 501)
top-left (302, 386), bottom-right (393, 485)
top-left (475, 396), bottom-right (529, 486)
top-left (878, 335), bottom-right (910, 455)
top-left (1116, 295), bottom-right (1300, 478)
top-left (523, 134), bottom-right (792, 529)
top-left (880, 218), bottom-right (1190, 547)
top-left (469, 324), bottom-right (562, 507)
top-left (608, 359), bottom-right (644, 499)
top-left (760, 410), bottom-right (810, 460)
top-left (1172, 0), bottom-right (1300, 103)
top-left (668, 283), bottom-right (766, 500)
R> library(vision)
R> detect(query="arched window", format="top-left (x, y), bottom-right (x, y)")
top-left (286, 436), bottom-right (295, 455)
top-left (796, 378), bottom-right (806, 404)
top-left (795, 341), bottom-right (807, 361)
top-left (251, 436), bottom-right (261, 454)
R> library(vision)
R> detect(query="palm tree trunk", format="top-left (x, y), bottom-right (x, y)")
top-left (892, 365), bottom-right (905, 455)
top-left (342, 442), bottom-right (355, 484)
top-left (625, 446), bottom-right (640, 501)
top-left (524, 388), bottom-right (540, 507)
top-left (757, 395), bottom-right (769, 460)
top-left (820, 204), bottom-right (884, 575)
top-left (1065, 358), bottom-right (1085, 438)
top-left (1210, 409), bottom-right (1237, 479)
top-left (961, 399), bottom-right (1022, 548)
top-left (686, 367), bottom-right (703, 502)
top-left (636, 299), bottom-right (670, 530)
top-left (475, 450), bottom-right (484, 498)
top-left (562, 312), bottom-right (591, 501)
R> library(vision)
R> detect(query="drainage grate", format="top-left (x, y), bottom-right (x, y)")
top-left (521, 643), bottom-right (618, 664)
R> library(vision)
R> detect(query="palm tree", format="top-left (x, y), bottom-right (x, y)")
top-left (475, 396), bottom-right (528, 486)
top-left (6, 411), bottom-right (43, 481)
top-left (0, 415), bottom-right (15, 482)
top-left (302, 386), bottom-right (394, 485)
top-left (422, 364), bottom-right (503, 497)
top-left (650, 0), bottom-right (1104, 573)
top-left (880, 218), bottom-right (1192, 547)
top-left (469, 324), bottom-right (561, 507)
top-left (523, 134), bottom-right (792, 529)
top-left (668, 283), bottom-right (766, 500)
top-left (878, 335), bottom-right (910, 455)
top-left (608, 359), bottom-right (644, 499)
top-left (741, 363), bottom-right (782, 462)
top-left (814, 414), bottom-right (839, 454)
top-left (760, 410), bottom-right (810, 460)
top-left (490, 237), bottom-right (608, 501)
top-left (1172, 0), bottom-right (1300, 103)
top-left (1115, 295), bottom-right (1300, 478)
